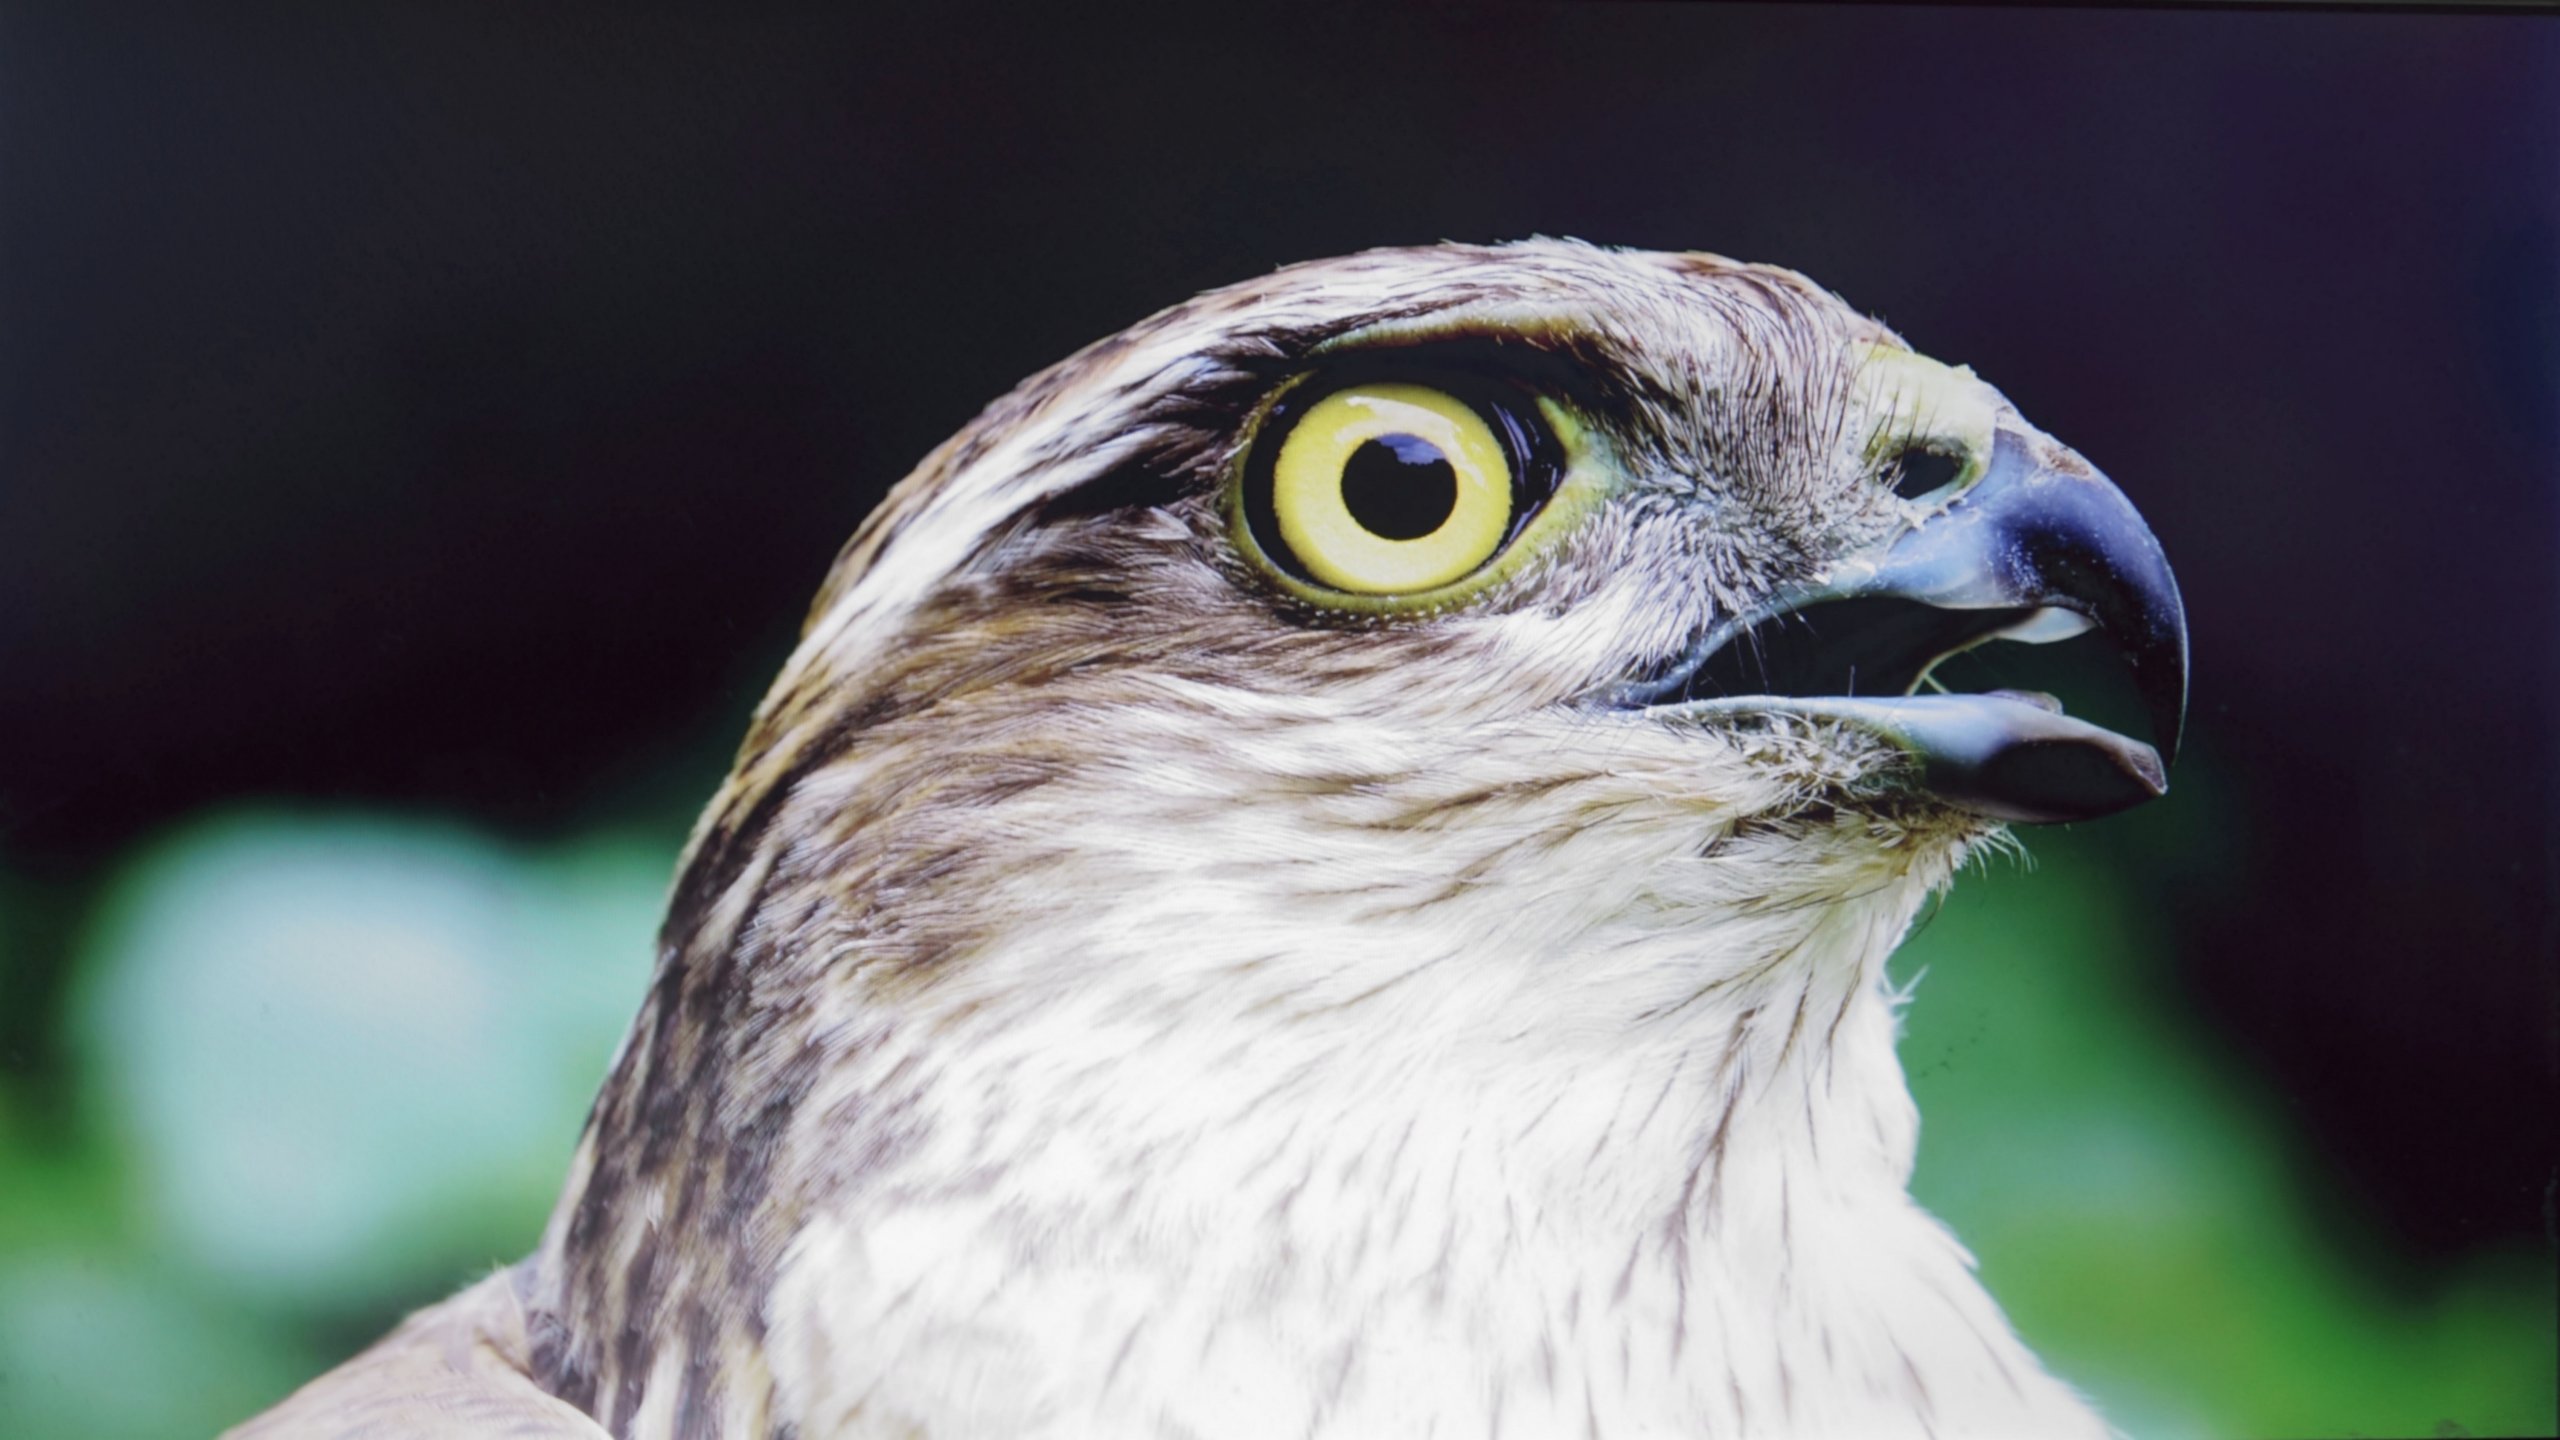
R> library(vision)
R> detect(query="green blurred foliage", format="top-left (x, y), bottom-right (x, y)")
top-left (1900, 828), bottom-right (2556, 1440)
top-left (0, 810), bottom-right (672, 1437)
top-left (0, 799), bottom-right (2550, 1437)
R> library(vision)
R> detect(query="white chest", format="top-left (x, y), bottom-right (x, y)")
top-left (754, 1021), bottom-right (2108, 1440)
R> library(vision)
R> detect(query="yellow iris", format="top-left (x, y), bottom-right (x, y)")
top-left (1268, 383), bottom-right (1514, 594)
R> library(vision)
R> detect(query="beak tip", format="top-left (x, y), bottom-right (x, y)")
top-left (2128, 589), bottom-right (2190, 774)
top-left (2152, 690), bottom-right (2187, 770)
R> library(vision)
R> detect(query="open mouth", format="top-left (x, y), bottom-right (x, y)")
top-left (1648, 596), bottom-right (2045, 707)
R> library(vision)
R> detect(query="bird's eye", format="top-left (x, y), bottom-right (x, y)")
top-left (1247, 382), bottom-right (1536, 596)
top-left (1230, 369), bottom-right (1594, 612)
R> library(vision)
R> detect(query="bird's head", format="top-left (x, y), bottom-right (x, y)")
top-left (653, 241), bottom-right (2183, 1037)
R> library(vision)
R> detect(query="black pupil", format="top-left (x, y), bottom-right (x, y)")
top-left (1340, 432), bottom-right (1459, 540)
top-left (1888, 444), bottom-right (1966, 500)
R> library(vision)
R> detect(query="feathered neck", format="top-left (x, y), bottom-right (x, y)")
top-left (528, 721), bottom-right (2106, 1438)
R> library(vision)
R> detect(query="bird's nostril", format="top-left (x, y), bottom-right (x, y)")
top-left (1885, 444), bottom-right (1967, 501)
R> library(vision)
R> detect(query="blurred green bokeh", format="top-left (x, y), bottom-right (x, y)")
top-left (0, 800), bottom-right (2550, 1437)
top-left (1898, 829), bottom-right (2554, 1440)
top-left (0, 811), bottom-right (672, 1438)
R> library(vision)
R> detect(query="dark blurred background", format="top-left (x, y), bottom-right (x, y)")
top-left (1, 6), bottom-right (2553, 1437)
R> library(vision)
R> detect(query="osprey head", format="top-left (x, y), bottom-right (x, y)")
top-left (532, 240), bottom-right (2182, 1437)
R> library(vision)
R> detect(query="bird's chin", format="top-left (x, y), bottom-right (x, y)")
top-left (1647, 689), bottom-right (2166, 826)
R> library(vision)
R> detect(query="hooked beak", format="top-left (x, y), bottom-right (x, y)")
top-left (1621, 427), bottom-right (2190, 824)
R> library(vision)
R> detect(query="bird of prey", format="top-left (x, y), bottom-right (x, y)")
top-left (234, 239), bottom-right (2186, 1439)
